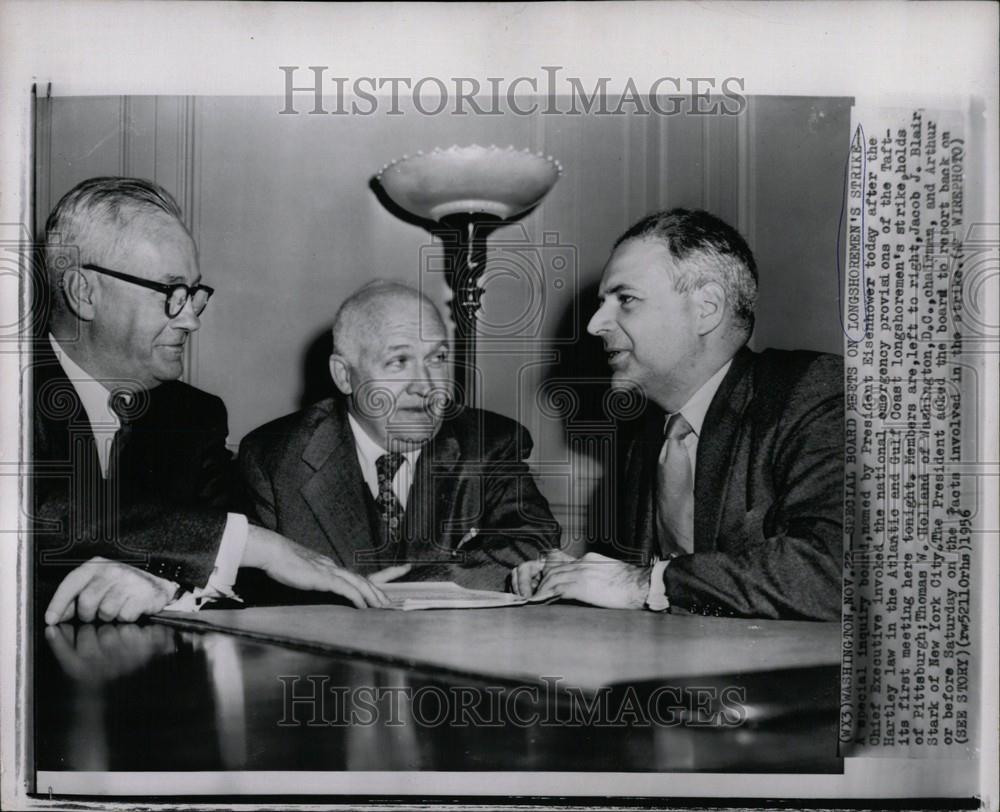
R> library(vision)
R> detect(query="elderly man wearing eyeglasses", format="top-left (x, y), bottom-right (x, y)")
top-left (35, 177), bottom-right (404, 625)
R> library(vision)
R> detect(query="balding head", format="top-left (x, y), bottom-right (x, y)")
top-left (331, 281), bottom-right (445, 366)
top-left (329, 280), bottom-right (451, 450)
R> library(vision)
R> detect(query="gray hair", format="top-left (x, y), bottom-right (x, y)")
top-left (331, 280), bottom-right (443, 364)
top-left (614, 208), bottom-right (758, 336)
top-left (44, 177), bottom-right (190, 316)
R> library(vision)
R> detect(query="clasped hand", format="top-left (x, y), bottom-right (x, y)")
top-left (511, 550), bottom-right (650, 609)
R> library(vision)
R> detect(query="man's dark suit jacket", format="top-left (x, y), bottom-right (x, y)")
top-left (32, 342), bottom-right (234, 606)
top-left (609, 346), bottom-right (844, 621)
top-left (237, 398), bottom-right (561, 591)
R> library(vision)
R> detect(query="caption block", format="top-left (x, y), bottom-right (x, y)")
top-left (840, 107), bottom-right (979, 757)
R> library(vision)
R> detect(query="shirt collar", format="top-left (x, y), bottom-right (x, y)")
top-left (346, 411), bottom-right (422, 467)
top-left (674, 359), bottom-right (732, 438)
top-left (48, 333), bottom-right (121, 431)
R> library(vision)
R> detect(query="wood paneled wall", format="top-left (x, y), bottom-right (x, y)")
top-left (35, 95), bottom-right (851, 548)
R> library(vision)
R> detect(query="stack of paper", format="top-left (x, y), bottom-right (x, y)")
top-left (381, 581), bottom-right (532, 611)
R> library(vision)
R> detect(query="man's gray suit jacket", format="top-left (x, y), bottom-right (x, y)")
top-left (609, 346), bottom-right (844, 620)
top-left (238, 397), bottom-right (561, 591)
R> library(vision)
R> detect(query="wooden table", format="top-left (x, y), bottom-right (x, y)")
top-left (157, 602), bottom-right (840, 690)
top-left (35, 604), bottom-right (843, 792)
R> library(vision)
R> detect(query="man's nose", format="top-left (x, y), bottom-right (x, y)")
top-left (171, 295), bottom-right (201, 332)
top-left (586, 302), bottom-right (610, 336)
top-left (406, 364), bottom-right (433, 395)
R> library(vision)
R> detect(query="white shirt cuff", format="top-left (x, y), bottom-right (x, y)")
top-left (164, 513), bottom-right (248, 612)
top-left (645, 557), bottom-right (671, 612)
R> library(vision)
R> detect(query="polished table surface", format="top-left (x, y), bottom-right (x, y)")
top-left (156, 603), bottom-right (841, 691)
top-left (36, 604), bottom-right (843, 780)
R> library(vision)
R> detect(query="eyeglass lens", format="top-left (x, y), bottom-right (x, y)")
top-left (167, 287), bottom-right (211, 318)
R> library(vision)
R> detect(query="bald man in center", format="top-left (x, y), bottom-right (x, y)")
top-left (238, 280), bottom-right (560, 594)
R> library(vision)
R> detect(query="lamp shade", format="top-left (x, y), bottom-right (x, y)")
top-left (376, 144), bottom-right (562, 222)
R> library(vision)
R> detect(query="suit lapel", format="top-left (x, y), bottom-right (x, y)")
top-left (113, 385), bottom-right (158, 488)
top-left (32, 343), bottom-right (101, 480)
top-left (405, 416), bottom-right (461, 552)
top-left (300, 402), bottom-right (377, 567)
top-left (621, 410), bottom-right (663, 563)
top-left (694, 347), bottom-right (755, 552)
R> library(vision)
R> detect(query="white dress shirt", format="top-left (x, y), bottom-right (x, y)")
top-left (668, 359), bottom-right (733, 476)
top-left (50, 335), bottom-right (124, 477)
top-left (48, 335), bottom-right (246, 608)
top-left (647, 359), bottom-right (732, 608)
top-left (346, 412), bottom-right (422, 508)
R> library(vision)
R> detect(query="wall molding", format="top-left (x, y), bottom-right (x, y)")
top-left (32, 88), bottom-right (52, 237)
top-left (172, 97), bottom-right (202, 387)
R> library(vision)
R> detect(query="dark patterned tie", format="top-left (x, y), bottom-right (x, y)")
top-left (106, 389), bottom-right (134, 480)
top-left (655, 412), bottom-right (695, 557)
top-left (376, 452), bottom-right (406, 559)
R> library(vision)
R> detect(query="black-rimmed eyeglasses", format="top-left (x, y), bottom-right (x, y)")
top-left (82, 263), bottom-right (214, 318)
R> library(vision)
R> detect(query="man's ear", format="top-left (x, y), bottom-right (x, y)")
top-left (693, 281), bottom-right (726, 336)
top-left (60, 268), bottom-right (97, 322)
top-left (329, 354), bottom-right (353, 395)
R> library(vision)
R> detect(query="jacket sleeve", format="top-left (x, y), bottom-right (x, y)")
top-left (35, 498), bottom-right (227, 589)
top-left (453, 423), bottom-right (562, 588)
top-left (192, 393), bottom-right (242, 513)
top-left (664, 357), bottom-right (844, 620)
top-left (235, 433), bottom-right (279, 530)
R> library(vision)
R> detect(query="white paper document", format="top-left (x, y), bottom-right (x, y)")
top-left (382, 581), bottom-right (533, 611)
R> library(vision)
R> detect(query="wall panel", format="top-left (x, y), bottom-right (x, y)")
top-left (36, 95), bottom-right (851, 543)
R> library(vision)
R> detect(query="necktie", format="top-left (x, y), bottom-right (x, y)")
top-left (376, 452), bottom-right (406, 559)
top-left (106, 389), bottom-right (135, 480)
top-left (655, 412), bottom-right (695, 557)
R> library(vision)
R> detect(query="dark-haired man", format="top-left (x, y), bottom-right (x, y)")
top-left (513, 209), bottom-right (844, 620)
